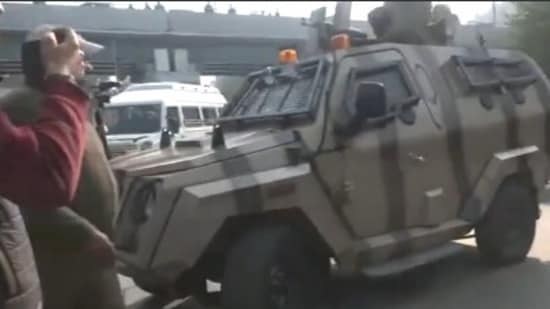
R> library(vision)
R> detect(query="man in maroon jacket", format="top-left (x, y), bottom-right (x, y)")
top-left (0, 16), bottom-right (90, 210)
top-left (3, 23), bottom-right (125, 309)
top-left (0, 10), bottom-right (110, 308)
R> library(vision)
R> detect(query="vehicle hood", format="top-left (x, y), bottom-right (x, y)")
top-left (110, 130), bottom-right (299, 177)
top-left (107, 133), bottom-right (158, 143)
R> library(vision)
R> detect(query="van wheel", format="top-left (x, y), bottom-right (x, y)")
top-left (221, 226), bottom-right (329, 309)
top-left (475, 177), bottom-right (538, 266)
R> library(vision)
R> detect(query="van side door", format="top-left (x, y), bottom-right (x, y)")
top-left (166, 106), bottom-right (182, 135)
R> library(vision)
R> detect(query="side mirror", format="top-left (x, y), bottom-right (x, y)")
top-left (353, 81), bottom-right (387, 120)
top-left (166, 118), bottom-right (180, 135)
top-left (160, 128), bottom-right (172, 149)
top-left (336, 81), bottom-right (387, 136)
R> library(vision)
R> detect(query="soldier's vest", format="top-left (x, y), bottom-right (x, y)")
top-left (0, 199), bottom-right (42, 309)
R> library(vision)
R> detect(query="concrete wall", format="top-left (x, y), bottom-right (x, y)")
top-left (0, 30), bottom-right (284, 81)
top-left (144, 71), bottom-right (200, 84)
top-left (0, 33), bottom-right (25, 59)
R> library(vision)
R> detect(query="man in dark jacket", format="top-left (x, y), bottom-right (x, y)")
top-left (1, 24), bottom-right (125, 309)
top-left (0, 15), bottom-right (97, 309)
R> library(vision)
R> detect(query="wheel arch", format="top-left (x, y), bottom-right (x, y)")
top-left (189, 207), bottom-right (334, 281)
top-left (461, 145), bottom-right (547, 223)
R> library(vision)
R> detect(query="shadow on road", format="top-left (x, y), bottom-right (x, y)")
top-left (336, 245), bottom-right (550, 309)
top-left (129, 245), bottom-right (550, 309)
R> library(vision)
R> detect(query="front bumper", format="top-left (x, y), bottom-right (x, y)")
top-left (108, 142), bottom-right (139, 157)
top-left (115, 248), bottom-right (191, 284)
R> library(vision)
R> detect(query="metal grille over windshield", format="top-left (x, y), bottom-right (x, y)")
top-left (226, 59), bottom-right (325, 120)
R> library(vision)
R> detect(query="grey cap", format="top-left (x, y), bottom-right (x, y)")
top-left (25, 24), bottom-right (104, 55)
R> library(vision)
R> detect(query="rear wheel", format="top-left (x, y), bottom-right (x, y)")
top-left (221, 226), bottom-right (330, 309)
top-left (475, 177), bottom-right (538, 265)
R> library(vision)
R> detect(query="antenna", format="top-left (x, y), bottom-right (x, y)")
top-left (492, 1), bottom-right (497, 27)
top-left (473, 24), bottom-right (490, 57)
top-left (333, 2), bottom-right (352, 32)
top-left (476, 26), bottom-right (486, 49)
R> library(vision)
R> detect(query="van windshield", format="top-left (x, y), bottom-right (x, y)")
top-left (104, 103), bottom-right (162, 135)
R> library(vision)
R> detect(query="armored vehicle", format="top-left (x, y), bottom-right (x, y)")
top-left (112, 2), bottom-right (550, 308)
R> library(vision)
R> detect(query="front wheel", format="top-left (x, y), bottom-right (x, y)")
top-left (475, 177), bottom-right (538, 266)
top-left (221, 226), bottom-right (329, 309)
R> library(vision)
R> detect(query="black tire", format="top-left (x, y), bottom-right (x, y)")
top-left (475, 177), bottom-right (538, 266)
top-left (221, 226), bottom-right (329, 309)
top-left (176, 274), bottom-right (219, 306)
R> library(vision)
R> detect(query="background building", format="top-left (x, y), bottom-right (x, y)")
top-left (0, 2), bottom-right (512, 95)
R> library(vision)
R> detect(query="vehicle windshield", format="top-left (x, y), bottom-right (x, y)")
top-left (104, 103), bottom-right (162, 135)
top-left (223, 59), bottom-right (326, 120)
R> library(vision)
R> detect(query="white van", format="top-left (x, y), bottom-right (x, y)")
top-left (103, 82), bottom-right (227, 157)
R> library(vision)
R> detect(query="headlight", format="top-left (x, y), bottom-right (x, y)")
top-left (140, 140), bottom-right (153, 150)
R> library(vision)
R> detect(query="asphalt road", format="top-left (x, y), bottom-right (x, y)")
top-left (122, 204), bottom-right (550, 309)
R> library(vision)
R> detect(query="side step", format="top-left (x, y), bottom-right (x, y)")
top-left (362, 242), bottom-right (465, 277)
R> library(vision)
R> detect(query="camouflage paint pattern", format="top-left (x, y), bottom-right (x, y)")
top-left (112, 41), bottom-right (550, 282)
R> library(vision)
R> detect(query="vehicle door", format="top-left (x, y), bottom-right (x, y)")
top-left (336, 48), bottom-right (459, 238)
top-left (166, 106), bottom-right (182, 136)
top-left (202, 106), bottom-right (218, 126)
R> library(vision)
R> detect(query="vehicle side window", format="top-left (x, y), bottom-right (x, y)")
top-left (356, 66), bottom-right (412, 105)
top-left (181, 107), bottom-right (202, 127)
top-left (202, 107), bottom-right (217, 125)
top-left (166, 107), bottom-right (181, 133)
top-left (351, 62), bottom-right (419, 125)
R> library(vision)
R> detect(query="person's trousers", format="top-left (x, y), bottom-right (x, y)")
top-left (33, 249), bottom-right (125, 309)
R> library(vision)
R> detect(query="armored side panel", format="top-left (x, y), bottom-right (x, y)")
top-left (319, 42), bottom-right (549, 269)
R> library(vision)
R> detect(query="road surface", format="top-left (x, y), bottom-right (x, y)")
top-left (122, 204), bottom-right (550, 309)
